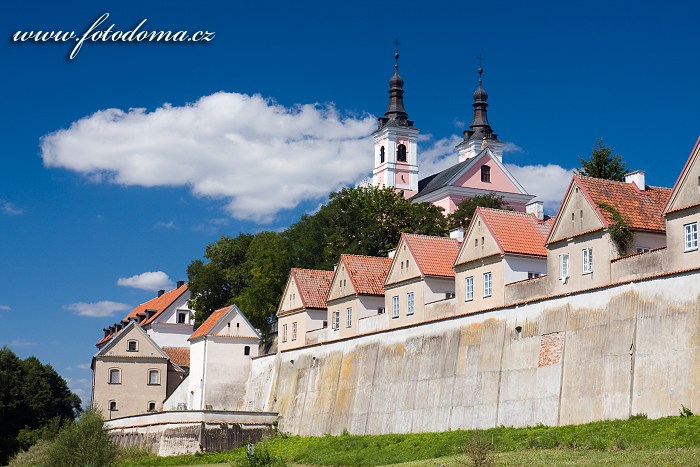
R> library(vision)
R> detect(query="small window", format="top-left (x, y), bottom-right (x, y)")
top-left (483, 272), bottom-right (492, 297)
top-left (282, 324), bottom-right (288, 342)
top-left (582, 248), bottom-right (593, 274)
top-left (685, 222), bottom-right (698, 252)
top-left (580, 210), bottom-right (583, 219)
top-left (109, 400), bottom-right (117, 411)
top-left (346, 307), bottom-right (352, 328)
top-left (333, 311), bottom-right (340, 331)
top-left (109, 368), bottom-right (121, 384)
top-left (528, 272), bottom-right (541, 279)
top-left (407, 292), bottom-right (414, 316)
top-left (392, 296), bottom-right (399, 318)
top-left (148, 401), bottom-right (156, 412)
top-left (465, 276), bottom-right (474, 301)
top-left (474, 239), bottom-right (478, 248)
top-left (127, 340), bottom-right (137, 352)
top-left (244, 346), bottom-right (250, 356)
top-left (380, 146), bottom-right (385, 163)
top-left (292, 322), bottom-right (297, 341)
top-left (148, 369), bottom-right (160, 385)
top-left (397, 144), bottom-right (407, 162)
top-left (560, 253), bottom-right (570, 280)
top-left (377, 307), bottom-right (385, 315)
top-left (445, 292), bottom-right (455, 299)
top-left (480, 165), bottom-right (491, 183)
top-left (177, 312), bottom-right (187, 324)
top-left (571, 212), bottom-right (575, 221)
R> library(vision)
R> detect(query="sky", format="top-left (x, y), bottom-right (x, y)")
top-left (1, 1), bottom-right (699, 404)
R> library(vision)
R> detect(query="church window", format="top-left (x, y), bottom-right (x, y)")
top-left (380, 146), bottom-right (385, 163)
top-left (481, 165), bottom-right (491, 182)
top-left (397, 144), bottom-right (407, 162)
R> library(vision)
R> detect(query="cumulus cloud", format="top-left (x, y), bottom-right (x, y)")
top-left (64, 301), bottom-right (132, 318)
top-left (418, 135), bottom-right (463, 178)
top-left (505, 163), bottom-right (574, 213)
top-left (1, 200), bottom-right (23, 215)
top-left (0, 305), bottom-right (11, 311)
top-left (41, 92), bottom-right (376, 223)
top-left (503, 142), bottom-right (525, 154)
top-left (117, 271), bottom-right (173, 291)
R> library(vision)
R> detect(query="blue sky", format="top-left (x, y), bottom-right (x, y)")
top-left (2, 1), bottom-right (698, 403)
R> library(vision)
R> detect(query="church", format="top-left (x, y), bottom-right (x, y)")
top-left (370, 50), bottom-right (534, 215)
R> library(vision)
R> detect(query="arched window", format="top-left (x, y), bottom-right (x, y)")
top-left (480, 165), bottom-right (491, 183)
top-left (244, 346), bottom-right (251, 356)
top-left (380, 146), bottom-right (385, 163)
top-left (108, 368), bottom-right (121, 384)
top-left (397, 144), bottom-right (407, 162)
top-left (147, 369), bottom-right (160, 385)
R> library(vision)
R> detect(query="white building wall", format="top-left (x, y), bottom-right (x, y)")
top-left (503, 255), bottom-right (547, 284)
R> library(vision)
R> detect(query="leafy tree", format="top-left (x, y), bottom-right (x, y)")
top-left (45, 408), bottom-right (117, 467)
top-left (577, 138), bottom-right (628, 181)
top-left (447, 193), bottom-right (507, 229)
top-left (0, 347), bottom-right (81, 464)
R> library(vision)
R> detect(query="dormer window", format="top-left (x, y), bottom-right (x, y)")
top-left (397, 144), bottom-right (407, 162)
top-left (177, 312), bottom-right (187, 324)
top-left (481, 165), bottom-right (491, 183)
top-left (127, 340), bottom-right (137, 352)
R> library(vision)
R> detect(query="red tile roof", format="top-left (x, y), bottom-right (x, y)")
top-left (402, 234), bottom-right (460, 277)
top-left (292, 268), bottom-right (334, 309)
top-left (477, 208), bottom-right (553, 257)
top-left (162, 347), bottom-right (190, 367)
top-left (341, 254), bottom-right (392, 296)
top-left (575, 175), bottom-right (671, 232)
top-left (189, 306), bottom-right (229, 340)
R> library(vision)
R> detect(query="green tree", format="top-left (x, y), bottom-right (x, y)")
top-left (447, 193), bottom-right (507, 229)
top-left (45, 408), bottom-right (117, 467)
top-left (577, 138), bottom-right (629, 181)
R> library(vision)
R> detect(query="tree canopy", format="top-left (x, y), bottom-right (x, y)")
top-left (187, 185), bottom-right (448, 331)
top-left (0, 347), bottom-right (81, 464)
top-left (447, 193), bottom-right (507, 229)
top-left (576, 138), bottom-right (629, 181)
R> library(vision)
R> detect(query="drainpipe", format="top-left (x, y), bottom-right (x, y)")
top-left (200, 336), bottom-right (208, 410)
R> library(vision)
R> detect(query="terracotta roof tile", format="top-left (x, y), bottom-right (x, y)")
top-left (190, 306), bottom-right (229, 340)
top-left (576, 175), bottom-right (671, 232)
top-left (292, 268), bottom-right (334, 309)
top-left (162, 347), bottom-right (190, 367)
top-left (477, 208), bottom-right (553, 257)
top-left (341, 254), bottom-right (392, 296)
top-left (402, 234), bottom-right (460, 277)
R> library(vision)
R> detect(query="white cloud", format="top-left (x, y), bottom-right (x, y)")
top-left (191, 217), bottom-right (230, 233)
top-left (64, 301), bottom-right (132, 318)
top-left (1, 200), bottom-right (23, 215)
top-left (117, 271), bottom-right (173, 291)
top-left (0, 305), bottom-right (11, 311)
top-left (153, 220), bottom-right (178, 230)
top-left (505, 163), bottom-right (574, 213)
top-left (503, 142), bottom-right (525, 154)
top-left (41, 92), bottom-right (376, 223)
top-left (76, 363), bottom-right (91, 370)
top-left (3, 339), bottom-right (37, 347)
top-left (418, 134), bottom-right (463, 178)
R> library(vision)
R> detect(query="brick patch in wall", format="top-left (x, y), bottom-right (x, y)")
top-left (538, 332), bottom-right (564, 368)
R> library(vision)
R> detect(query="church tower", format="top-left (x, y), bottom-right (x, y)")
top-left (456, 64), bottom-right (505, 162)
top-left (372, 48), bottom-right (419, 197)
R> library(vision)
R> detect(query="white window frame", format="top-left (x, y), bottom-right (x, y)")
top-left (346, 307), bottom-right (352, 328)
top-left (407, 292), bottom-right (414, 316)
top-left (483, 272), bottom-right (492, 297)
top-left (108, 368), bottom-right (121, 384)
top-left (292, 322), bottom-right (297, 341)
top-left (465, 276), bottom-right (474, 301)
top-left (147, 369), bottom-right (160, 386)
top-left (177, 312), bottom-right (187, 324)
top-left (685, 222), bottom-right (698, 252)
top-left (333, 311), bottom-right (340, 331)
top-left (127, 340), bottom-right (138, 352)
top-left (582, 248), bottom-right (593, 274)
top-left (560, 253), bottom-right (570, 280)
top-left (282, 324), bottom-right (287, 342)
top-left (392, 296), bottom-right (399, 319)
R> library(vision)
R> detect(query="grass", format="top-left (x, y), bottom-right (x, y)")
top-left (116, 414), bottom-right (700, 467)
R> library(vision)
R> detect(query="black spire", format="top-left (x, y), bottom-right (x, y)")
top-left (377, 44), bottom-right (414, 130)
top-left (463, 63), bottom-right (498, 142)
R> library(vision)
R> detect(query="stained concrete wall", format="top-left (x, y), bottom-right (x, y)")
top-left (245, 270), bottom-right (700, 435)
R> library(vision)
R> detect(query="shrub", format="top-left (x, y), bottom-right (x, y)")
top-left (245, 441), bottom-right (287, 467)
top-left (464, 433), bottom-right (494, 467)
top-left (680, 405), bottom-right (694, 417)
top-left (45, 408), bottom-right (117, 466)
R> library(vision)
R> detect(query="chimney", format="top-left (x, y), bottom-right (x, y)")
top-left (624, 170), bottom-right (645, 190)
top-left (449, 228), bottom-right (465, 242)
top-left (157, 289), bottom-right (165, 297)
top-left (176, 280), bottom-right (185, 288)
top-left (387, 249), bottom-right (396, 259)
top-left (526, 201), bottom-right (544, 220)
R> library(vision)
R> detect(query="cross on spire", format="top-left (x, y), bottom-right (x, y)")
top-left (393, 39), bottom-right (401, 52)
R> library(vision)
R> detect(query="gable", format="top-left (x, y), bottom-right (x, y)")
top-left (547, 179), bottom-right (605, 244)
top-left (151, 292), bottom-right (191, 325)
top-left (97, 322), bottom-right (166, 359)
top-left (385, 238), bottom-right (422, 286)
top-left (278, 274), bottom-right (303, 315)
top-left (453, 151), bottom-right (522, 193)
top-left (455, 211), bottom-right (502, 266)
top-left (665, 137), bottom-right (700, 213)
top-left (208, 306), bottom-right (260, 338)
top-left (326, 260), bottom-right (357, 302)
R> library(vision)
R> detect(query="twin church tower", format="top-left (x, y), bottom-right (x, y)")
top-left (370, 50), bottom-right (530, 214)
